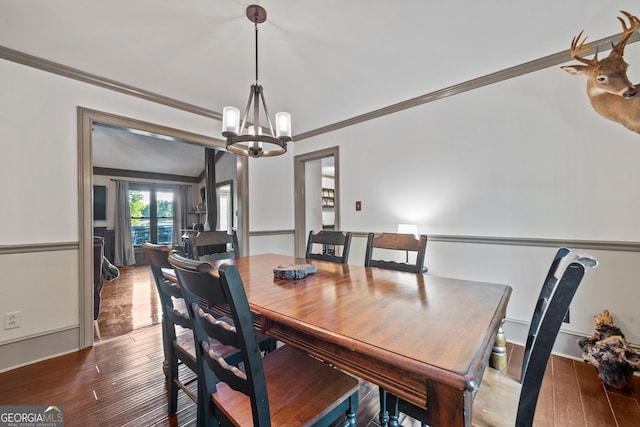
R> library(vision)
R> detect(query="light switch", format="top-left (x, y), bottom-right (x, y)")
top-left (355, 201), bottom-right (362, 211)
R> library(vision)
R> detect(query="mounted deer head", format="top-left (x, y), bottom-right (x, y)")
top-left (562, 11), bottom-right (640, 133)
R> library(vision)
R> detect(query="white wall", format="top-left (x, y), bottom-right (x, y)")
top-left (3, 26), bottom-right (640, 370)
top-left (0, 59), bottom-right (229, 369)
top-left (301, 66), bottom-right (640, 239)
top-left (249, 233), bottom-right (294, 257)
top-left (247, 150), bottom-right (294, 231)
top-left (290, 58), bottom-right (640, 349)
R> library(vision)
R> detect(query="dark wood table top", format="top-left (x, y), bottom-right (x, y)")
top-left (168, 253), bottom-right (512, 426)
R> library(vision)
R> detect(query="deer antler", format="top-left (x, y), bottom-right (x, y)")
top-left (562, 10), bottom-right (640, 134)
top-left (569, 30), bottom-right (599, 66)
top-left (612, 10), bottom-right (640, 57)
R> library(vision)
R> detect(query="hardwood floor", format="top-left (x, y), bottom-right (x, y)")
top-left (1, 265), bottom-right (638, 426)
top-left (94, 265), bottom-right (162, 341)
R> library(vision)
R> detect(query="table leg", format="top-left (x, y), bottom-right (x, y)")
top-left (425, 381), bottom-right (469, 426)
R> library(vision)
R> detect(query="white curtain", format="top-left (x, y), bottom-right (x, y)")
top-left (172, 184), bottom-right (190, 246)
top-left (114, 180), bottom-right (136, 266)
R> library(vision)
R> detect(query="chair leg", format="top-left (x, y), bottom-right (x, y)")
top-left (386, 393), bottom-right (401, 427)
top-left (200, 368), bottom-right (219, 427)
top-left (342, 393), bottom-right (358, 427)
top-left (160, 320), bottom-right (171, 378)
top-left (167, 349), bottom-right (179, 415)
top-left (379, 388), bottom-right (389, 426)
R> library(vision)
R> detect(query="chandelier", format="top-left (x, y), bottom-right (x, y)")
top-left (222, 4), bottom-right (292, 158)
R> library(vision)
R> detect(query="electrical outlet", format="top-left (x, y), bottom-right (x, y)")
top-left (4, 311), bottom-right (21, 329)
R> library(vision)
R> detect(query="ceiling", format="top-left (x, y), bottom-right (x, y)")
top-left (92, 123), bottom-right (207, 177)
top-left (1, 1), bottom-right (632, 176)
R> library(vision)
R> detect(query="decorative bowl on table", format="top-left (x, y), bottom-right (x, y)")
top-left (273, 264), bottom-right (318, 280)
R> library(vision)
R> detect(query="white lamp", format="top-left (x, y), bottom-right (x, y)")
top-left (222, 106), bottom-right (240, 135)
top-left (397, 224), bottom-right (418, 237)
top-left (397, 224), bottom-right (418, 263)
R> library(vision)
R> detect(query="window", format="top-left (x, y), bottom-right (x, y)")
top-left (129, 185), bottom-right (173, 246)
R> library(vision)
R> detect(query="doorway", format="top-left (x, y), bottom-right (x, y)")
top-left (78, 107), bottom-right (249, 348)
top-left (216, 180), bottom-right (234, 231)
top-left (293, 147), bottom-right (340, 257)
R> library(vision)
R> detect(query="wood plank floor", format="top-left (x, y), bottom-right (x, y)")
top-left (94, 265), bottom-right (163, 341)
top-left (1, 265), bottom-right (638, 426)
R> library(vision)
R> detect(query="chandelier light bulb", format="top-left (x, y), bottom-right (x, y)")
top-left (222, 106), bottom-right (240, 136)
top-left (275, 112), bottom-right (292, 138)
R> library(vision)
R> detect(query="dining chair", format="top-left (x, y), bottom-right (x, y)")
top-left (143, 242), bottom-right (217, 417)
top-left (190, 230), bottom-right (239, 261)
top-left (168, 253), bottom-right (360, 427)
top-left (305, 230), bottom-right (353, 264)
top-left (383, 247), bottom-right (598, 427)
top-left (143, 242), bottom-right (260, 423)
top-left (364, 232), bottom-right (428, 274)
top-left (364, 232), bottom-right (428, 424)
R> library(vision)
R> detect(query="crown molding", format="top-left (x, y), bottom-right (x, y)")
top-left (0, 45), bottom-right (221, 121)
top-left (3, 31), bottom-right (639, 142)
top-left (293, 32), bottom-right (640, 141)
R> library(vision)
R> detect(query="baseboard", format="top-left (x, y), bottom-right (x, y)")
top-left (0, 327), bottom-right (80, 373)
top-left (504, 318), bottom-right (588, 360)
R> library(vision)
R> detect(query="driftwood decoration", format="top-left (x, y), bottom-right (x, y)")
top-left (562, 11), bottom-right (640, 134)
top-left (578, 310), bottom-right (640, 390)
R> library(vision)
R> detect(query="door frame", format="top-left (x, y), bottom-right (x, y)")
top-left (77, 107), bottom-right (249, 348)
top-left (293, 146), bottom-right (340, 257)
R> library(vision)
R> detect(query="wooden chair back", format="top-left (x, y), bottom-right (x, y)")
top-left (169, 255), bottom-right (270, 424)
top-left (511, 248), bottom-right (597, 425)
top-left (142, 242), bottom-right (190, 330)
top-left (305, 230), bottom-right (353, 264)
top-left (168, 253), bottom-right (359, 426)
top-left (141, 242), bottom-right (196, 415)
top-left (190, 230), bottom-right (239, 261)
top-left (364, 232), bottom-right (428, 273)
top-left (366, 231), bottom-right (427, 423)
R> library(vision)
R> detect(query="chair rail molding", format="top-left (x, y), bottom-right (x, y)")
top-left (0, 242), bottom-right (78, 255)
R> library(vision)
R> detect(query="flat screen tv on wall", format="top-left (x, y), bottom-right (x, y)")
top-left (94, 185), bottom-right (107, 221)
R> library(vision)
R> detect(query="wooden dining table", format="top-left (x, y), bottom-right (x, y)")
top-left (166, 253), bottom-right (512, 426)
